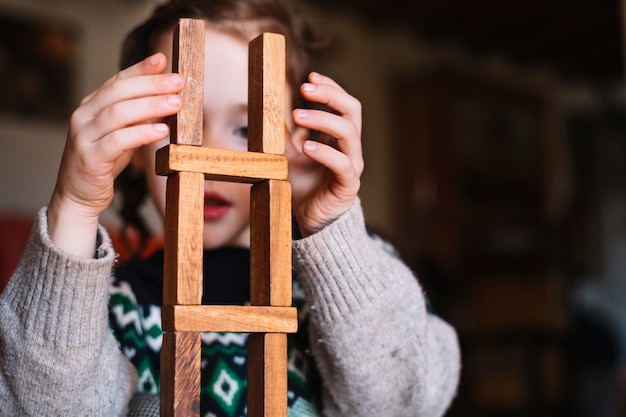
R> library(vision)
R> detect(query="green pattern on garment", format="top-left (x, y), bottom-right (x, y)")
top-left (136, 356), bottom-right (159, 394)
top-left (108, 279), bottom-right (322, 417)
top-left (289, 398), bottom-right (319, 417)
top-left (202, 338), bottom-right (248, 358)
top-left (205, 358), bottom-right (246, 416)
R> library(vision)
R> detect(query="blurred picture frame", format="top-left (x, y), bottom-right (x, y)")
top-left (0, 10), bottom-right (78, 120)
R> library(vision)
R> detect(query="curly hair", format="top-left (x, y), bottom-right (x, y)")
top-left (114, 0), bottom-right (330, 256)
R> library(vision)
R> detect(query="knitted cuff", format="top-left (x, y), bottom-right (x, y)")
top-left (292, 199), bottom-right (419, 325)
top-left (2, 207), bottom-right (117, 349)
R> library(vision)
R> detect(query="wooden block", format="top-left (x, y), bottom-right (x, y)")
top-left (155, 144), bottom-right (288, 182)
top-left (170, 19), bottom-right (205, 146)
top-left (248, 33), bottom-right (285, 154)
top-left (160, 21), bottom-right (291, 417)
top-left (161, 305), bottom-right (298, 333)
top-left (161, 332), bottom-right (201, 417)
top-left (247, 333), bottom-right (288, 417)
top-left (250, 180), bottom-right (292, 306)
top-left (163, 171), bottom-right (204, 305)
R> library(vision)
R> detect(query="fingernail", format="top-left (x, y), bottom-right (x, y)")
top-left (149, 54), bottom-right (161, 66)
top-left (310, 72), bottom-right (323, 82)
top-left (167, 95), bottom-right (181, 106)
top-left (294, 109), bottom-right (308, 119)
top-left (154, 123), bottom-right (168, 133)
top-left (168, 74), bottom-right (183, 87)
top-left (302, 83), bottom-right (315, 92)
top-left (303, 140), bottom-right (317, 152)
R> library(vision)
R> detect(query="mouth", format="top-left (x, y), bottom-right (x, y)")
top-left (203, 192), bottom-right (232, 221)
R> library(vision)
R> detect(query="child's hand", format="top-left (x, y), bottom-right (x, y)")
top-left (47, 53), bottom-right (184, 257)
top-left (288, 72), bottom-right (363, 237)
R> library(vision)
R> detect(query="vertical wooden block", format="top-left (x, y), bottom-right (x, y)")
top-left (247, 333), bottom-right (288, 417)
top-left (161, 332), bottom-right (202, 417)
top-left (171, 18), bottom-right (205, 146)
top-left (250, 180), bottom-right (292, 307)
top-left (248, 33), bottom-right (286, 154)
top-left (163, 171), bottom-right (204, 305)
top-left (248, 32), bottom-right (290, 417)
top-left (161, 20), bottom-right (292, 417)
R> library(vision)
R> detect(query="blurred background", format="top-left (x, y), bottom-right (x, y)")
top-left (0, 0), bottom-right (625, 415)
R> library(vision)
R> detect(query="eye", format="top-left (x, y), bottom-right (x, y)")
top-left (234, 126), bottom-right (248, 139)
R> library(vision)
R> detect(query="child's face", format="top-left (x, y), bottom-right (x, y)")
top-left (137, 26), bottom-right (292, 249)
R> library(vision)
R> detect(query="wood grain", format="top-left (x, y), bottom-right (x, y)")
top-left (160, 24), bottom-right (291, 417)
top-left (161, 305), bottom-right (298, 333)
top-left (155, 144), bottom-right (288, 182)
top-left (248, 33), bottom-right (286, 154)
top-left (163, 171), bottom-right (204, 306)
top-left (170, 19), bottom-right (205, 146)
top-left (247, 33), bottom-right (290, 417)
top-left (161, 332), bottom-right (201, 417)
top-left (248, 333), bottom-right (288, 417)
top-left (250, 180), bottom-right (292, 307)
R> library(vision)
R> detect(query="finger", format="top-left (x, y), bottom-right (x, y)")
top-left (307, 72), bottom-right (346, 92)
top-left (83, 93), bottom-right (182, 143)
top-left (81, 53), bottom-right (169, 104)
top-left (292, 108), bottom-right (363, 173)
top-left (299, 72), bottom-right (362, 136)
top-left (75, 53), bottom-right (182, 132)
top-left (75, 72), bottom-right (184, 131)
top-left (301, 140), bottom-right (361, 194)
top-left (95, 122), bottom-right (171, 165)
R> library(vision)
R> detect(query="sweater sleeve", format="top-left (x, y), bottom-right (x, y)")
top-left (292, 199), bottom-right (460, 417)
top-left (0, 207), bottom-right (138, 416)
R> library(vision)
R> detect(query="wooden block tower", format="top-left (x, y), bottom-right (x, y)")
top-left (156, 18), bottom-right (297, 417)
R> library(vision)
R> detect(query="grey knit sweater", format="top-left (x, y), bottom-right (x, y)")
top-left (0, 200), bottom-right (460, 416)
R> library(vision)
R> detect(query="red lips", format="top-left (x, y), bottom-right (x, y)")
top-left (203, 191), bottom-right (231, 221)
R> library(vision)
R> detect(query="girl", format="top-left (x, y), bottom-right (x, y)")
top-left (0, 0), bottom-right (460, 416)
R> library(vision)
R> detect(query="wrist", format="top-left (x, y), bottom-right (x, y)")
top-left (297, 219), bottom-right (330, 238)
top-left (47, 194), bottom-right (101, 258)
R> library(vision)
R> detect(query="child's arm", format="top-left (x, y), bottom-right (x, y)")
top-left (288, 72), bottom-right (364, 237)
top-left (0, 54), bottom-right (181, 415)
top-left (289, 74), bottom-right (460, 416)
top-left (0, 208), bottom-right (137, 416)
top-left (47, 53), bottom-right (183, 258)
top-left (293, 200), bottom-right (460, 417)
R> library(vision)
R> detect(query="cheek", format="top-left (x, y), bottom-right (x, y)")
top-left (236, 183), bottom-right (252, 210)
top-left (140, 139), bottom-right (170, 218)
top-left (225, 183), bottom-right (252, 216)
top-left (146, 174), bottom-right (168, 218)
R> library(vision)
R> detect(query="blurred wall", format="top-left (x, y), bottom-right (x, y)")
top-left (0, 0), bottom-right (573, 240)
top-left (0, 0), bottom-right (156, 225)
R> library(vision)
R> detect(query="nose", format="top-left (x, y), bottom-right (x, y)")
top-left (201, 126), bottom-right (248, 152)
top-left (201, 128), bottom-right (229, 150)
top-left (201, 131), bottom-right (220, 149)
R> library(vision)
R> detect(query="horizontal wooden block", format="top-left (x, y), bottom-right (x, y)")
top-left (155, 144), bottom-right (288, 182)
top-left (162, 305), bottom-right (298, 333)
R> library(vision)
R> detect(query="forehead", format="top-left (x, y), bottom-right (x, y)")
top-left (156, 27), bottom-right (249, 100)
top-left (154, 24), bottom-right (293, 112)
top-left (204, 29), bottom-right (249, 99)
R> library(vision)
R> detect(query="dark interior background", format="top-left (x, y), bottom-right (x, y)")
top-left (300, 1), bottom-right (626, 416)
top-left (1, 0), bottom-right (625, 415)
top-left (306, 0), bottom-right (624, 81)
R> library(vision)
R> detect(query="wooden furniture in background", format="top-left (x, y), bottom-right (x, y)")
top-left (156, 19), bottom-right (296, 417)
top-left (393, 68), bottom-right (569, 416)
